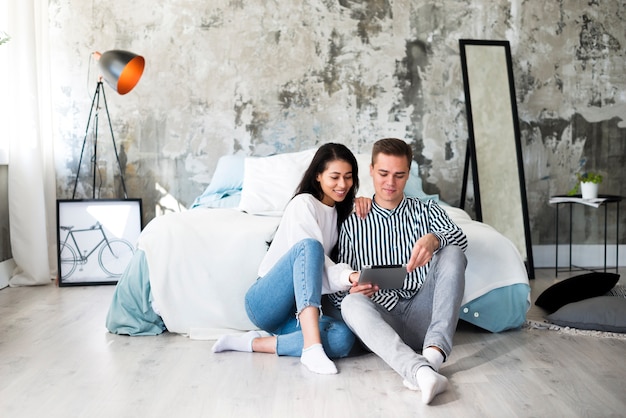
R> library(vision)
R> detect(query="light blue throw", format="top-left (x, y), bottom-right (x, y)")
top-left (105, 249), bottom-right (167, 336)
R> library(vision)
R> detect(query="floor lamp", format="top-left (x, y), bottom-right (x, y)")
top-left (72, 50), bottom-right (145, 199)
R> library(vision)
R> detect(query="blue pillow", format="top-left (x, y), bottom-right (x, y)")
top-left (190, 155), bottom-right (245, 209)
top-left (405, 161), bottom-right (439, 202)
top-left (191, 191), bottom-right (241, 209)
top-left (205, 154), bottom-right (245, 194)
top-left (459, 283), bottom-right (530, 332)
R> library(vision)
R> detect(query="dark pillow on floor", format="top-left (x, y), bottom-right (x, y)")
top-left (535, 272), bottom-right (620, 313)
top-left (545, 296), bottom-right (626, 333)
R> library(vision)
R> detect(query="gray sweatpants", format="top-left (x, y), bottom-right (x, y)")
top-left (341, 245), bottom-right (467, 387)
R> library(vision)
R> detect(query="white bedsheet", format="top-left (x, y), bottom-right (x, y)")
top-left (442, 206), bottom-right (529, 305)
top-left (140, 206), bottom-right (528, 338)
top-left (139, 208), bottom-right (281, 336)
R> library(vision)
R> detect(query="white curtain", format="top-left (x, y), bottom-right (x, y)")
top-left (2, 1), bottom-right (57, 286)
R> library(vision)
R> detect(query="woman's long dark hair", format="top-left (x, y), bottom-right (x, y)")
top-left (294, 143), bottom-right (359, 228)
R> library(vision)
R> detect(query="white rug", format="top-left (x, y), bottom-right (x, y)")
top-left (523, 318), bottom-right (626, 340)
top-left (607, 283), bottom-right (626, 298)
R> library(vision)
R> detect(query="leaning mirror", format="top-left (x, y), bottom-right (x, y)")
top-left (459, 39), bottom-right (535, 279)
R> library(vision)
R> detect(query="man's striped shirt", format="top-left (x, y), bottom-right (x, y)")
top-left (329, 196), bottom-right (468, 311)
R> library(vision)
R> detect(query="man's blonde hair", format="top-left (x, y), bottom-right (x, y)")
top-left (372, 138), bottom-right (412, 168)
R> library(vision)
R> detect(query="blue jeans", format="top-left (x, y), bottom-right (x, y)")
top-left (341, 245), bottom-right (467, 386)
top-left (245, 238), bottom-right (355, 358)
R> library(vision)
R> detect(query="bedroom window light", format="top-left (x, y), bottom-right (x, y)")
top-left (0, 24), bottom-right (10, 287)
top-left (0, 27), bottom-right (9, 165)
top-left (155, 182), bottom-right (187, 216)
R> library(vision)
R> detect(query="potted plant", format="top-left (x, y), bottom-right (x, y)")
top-left (0, 31), bottom-right (9, 46)
top-left (568, 171), bottom-right (603, 199)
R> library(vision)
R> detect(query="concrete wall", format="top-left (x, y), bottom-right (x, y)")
top-left (48, 0), bottom-right (626, 251)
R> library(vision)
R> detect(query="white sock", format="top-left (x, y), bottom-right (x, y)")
top-left (403, 379), bottom-right (420, 391)
top-left (422, 346), bottom-right (444, 372)
top-left (415, 366), bottom-right (448, 405)
top-left (212, 331), bottom-right (261, 353)
top-left (300, 343), bottom-right (337, 375)
top-left (404, 348), bottom-right (444, 390)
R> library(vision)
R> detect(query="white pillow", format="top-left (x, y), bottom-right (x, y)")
top-left (237, 150), bottom-right (431, 215)
top-left (238, 149), bottom-right (317, 215)
top-left (355, 153), bottom-right (374, 198)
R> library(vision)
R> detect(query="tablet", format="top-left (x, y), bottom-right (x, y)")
top-left (358, 264), bottom-right (407, 289)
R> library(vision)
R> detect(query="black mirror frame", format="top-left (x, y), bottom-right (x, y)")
top-left (459, 39), bottom-right (535, 279)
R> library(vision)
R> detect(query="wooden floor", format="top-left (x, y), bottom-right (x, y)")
top-left (0, 268), bottom-right (624, 418)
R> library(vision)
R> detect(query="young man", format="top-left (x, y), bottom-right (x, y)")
top-left (329, 138), bottom-right (468, 405)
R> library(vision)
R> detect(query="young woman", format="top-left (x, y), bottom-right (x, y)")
top-left (212, 143), bottom-right (367, 374)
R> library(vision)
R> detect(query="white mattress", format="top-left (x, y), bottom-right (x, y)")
top-left (140, 206), bottom-right (529, 337)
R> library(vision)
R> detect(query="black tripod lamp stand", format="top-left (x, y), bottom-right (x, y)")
top-left (72, 50), bottom-right (145, 199)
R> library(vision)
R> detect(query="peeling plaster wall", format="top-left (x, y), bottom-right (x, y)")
top-left (49, 0), bottom-right (626, 248)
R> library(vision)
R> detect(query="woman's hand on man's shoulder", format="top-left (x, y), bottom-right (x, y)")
top-left (353, 197), bottom-right (372, 219)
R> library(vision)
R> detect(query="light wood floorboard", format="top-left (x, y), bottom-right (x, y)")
top-left (0, 268), bottom-right (624, 417)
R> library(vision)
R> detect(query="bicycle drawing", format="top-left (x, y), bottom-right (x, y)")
top-left (58, 221), bottom-right (135, 280)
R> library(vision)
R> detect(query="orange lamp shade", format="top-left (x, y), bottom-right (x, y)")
top-left (93, 50), bottom-right (145, 95)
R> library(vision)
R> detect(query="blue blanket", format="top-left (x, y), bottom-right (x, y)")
top-left (106, 249), bottom-right (166, 336)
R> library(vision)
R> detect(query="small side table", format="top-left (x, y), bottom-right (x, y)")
top-left (551, 194), bottom-right (622, 276)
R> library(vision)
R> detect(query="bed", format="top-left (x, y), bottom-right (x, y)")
top-left (106, 149), bottom-right (531, 337)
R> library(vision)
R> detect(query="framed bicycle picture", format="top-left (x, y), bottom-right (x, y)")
top-left (56, 199), bottom-right (142, 286)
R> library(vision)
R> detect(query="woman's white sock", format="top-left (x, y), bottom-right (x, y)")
top-left (212, 331), bottom-right (261, 353)
top-left (300, 343), bottom-right (337, 374)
